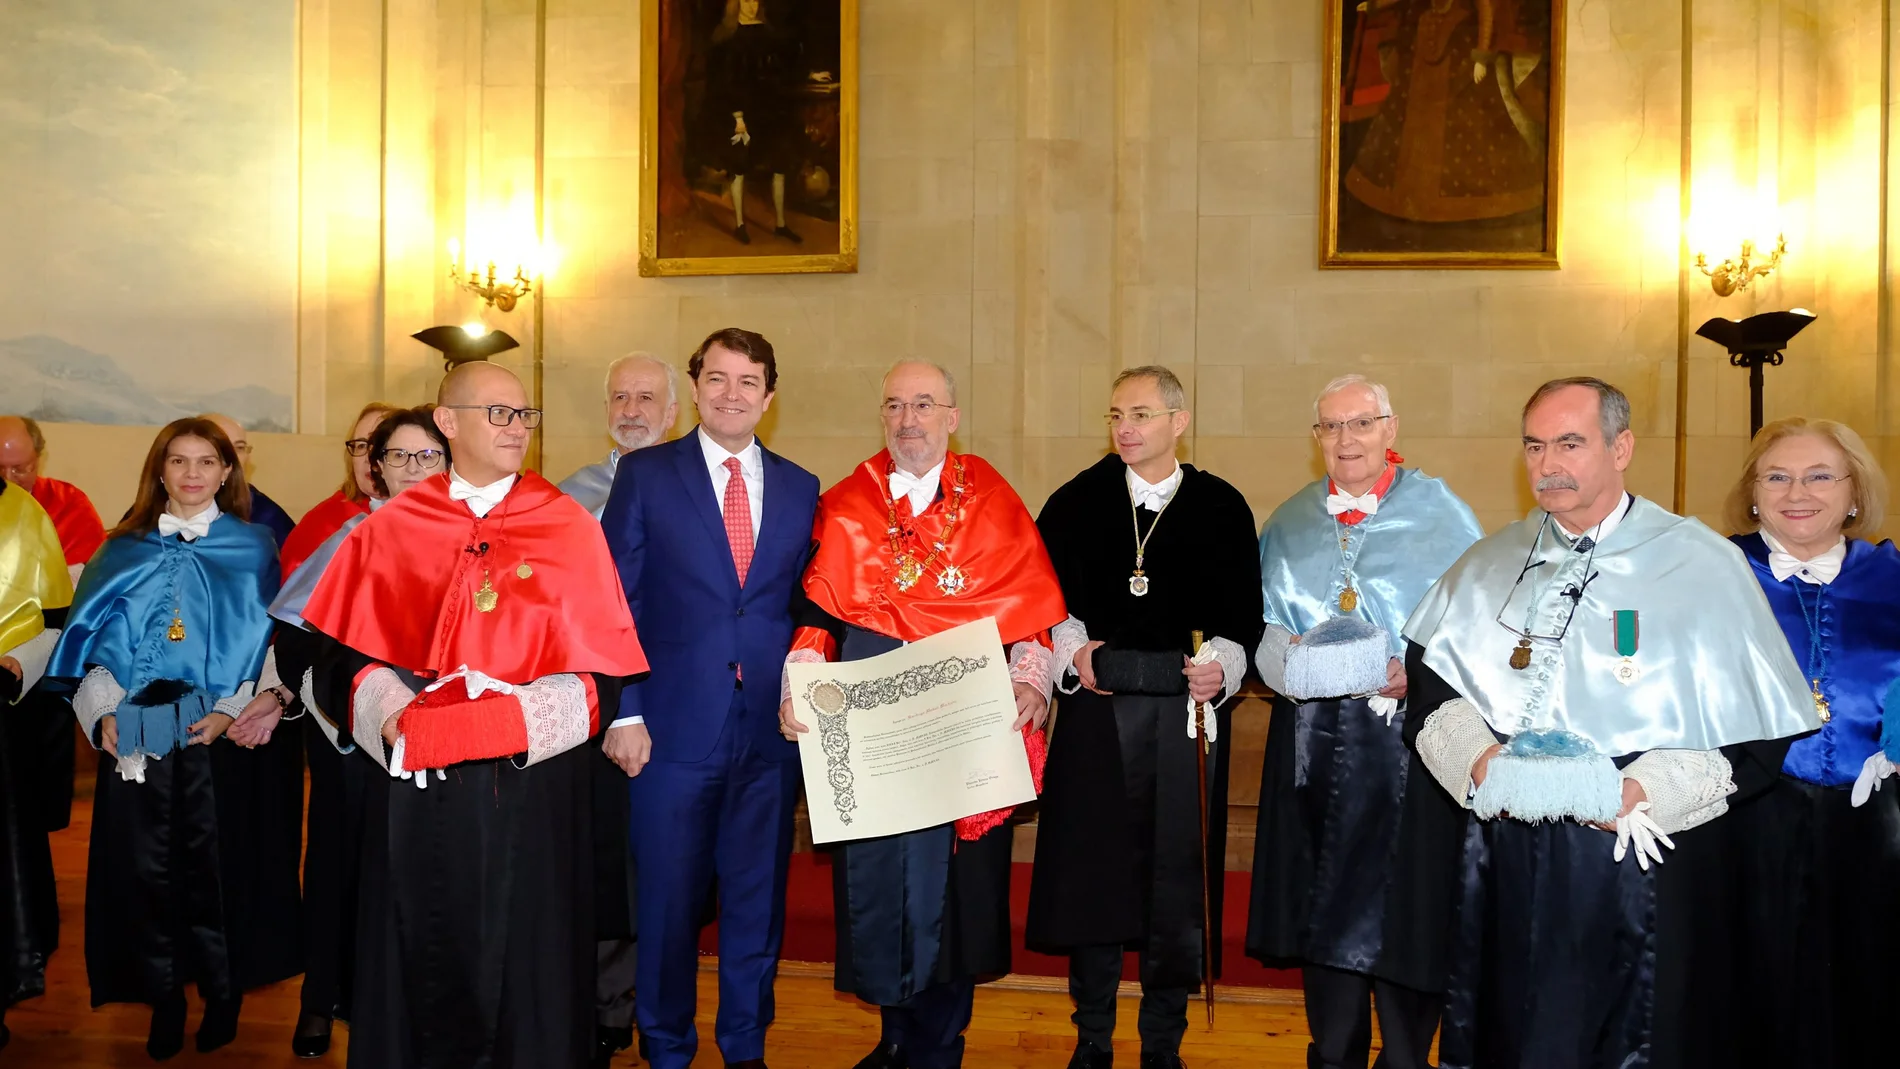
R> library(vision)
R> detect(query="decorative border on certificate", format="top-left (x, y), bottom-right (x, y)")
top-left (802, 654), bottom-right (989, 826)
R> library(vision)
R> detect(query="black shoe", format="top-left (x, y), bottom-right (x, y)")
top-left (146, 993), bottom-right (187, 1061)
top-left (852, 1041), bottom-right (907, 1069)
top-left (1068, 1041), bottom-right (1114, 1068)
top-left (726, 1061), bottom-right (768, 1069)
top-left (734, 224), bottom-right (751, 245)
top-left (594, 1024), bottom-right (633, 1068)
top-left (196, 995), bottom-right (242, 1054)
top-left (773, 226), bottom-right (803, 245)
top-left (292, 1012), bottom-right (333, 1058)
top-left (1139, 1054), bottom-right (1186, 1069)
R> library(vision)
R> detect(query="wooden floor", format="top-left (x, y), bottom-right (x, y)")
top-left (5, 792), bottom-right (1324, 1068)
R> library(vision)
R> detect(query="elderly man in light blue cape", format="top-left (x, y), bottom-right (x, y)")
top-left (1245, 374), bottom-right (1483, 1069)
top-left (1392, 377), bottom-right (1820, 1069)
top-left (560, 354), bottom-right (681, 518)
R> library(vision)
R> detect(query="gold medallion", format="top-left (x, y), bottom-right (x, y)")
top-left (516, 562), bottom-right (533, 579)
top-left (166, 614), bottom-right (186, 643)
top-left (1338, 587), bottom-right (1359, 613)
top-left (893, 555), bottom-right (923, 592)
top-left (1813, 682), bottom-right (1832, 723)
top-left (474, 571), bottom-right (499, 613)
top-left (1509, 639), bottom-right (1532, 671)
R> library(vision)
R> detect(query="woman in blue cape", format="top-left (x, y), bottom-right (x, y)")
top-left (1722, 418), bottom-right (1900, 1069)
top-left (46, 417), bottom-right (294, 1060)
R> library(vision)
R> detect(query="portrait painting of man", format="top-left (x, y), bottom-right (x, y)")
top-left (1321, 0), bottom-right (1564, 267)
top-left (640, 0), bottom-right (857, 276)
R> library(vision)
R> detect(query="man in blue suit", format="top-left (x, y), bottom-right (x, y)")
top-left (602, 327), bottom-right (820, 1069)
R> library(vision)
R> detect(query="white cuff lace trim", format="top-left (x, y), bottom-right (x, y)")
top-left (1206, 636), bottom-right (1246, 706)
top-left (1008, 640), bottom-right (1056, 701)
top-left (1050, 615), bottom-right (1090, 696)
top-left (212, 681), bottom-right (257, 717)
top-left (1253, 624), bottom-right (1295, 696)
top-left (74, 665), bottom-right (125, 746)
top-left (1621, 749), bottom-right (1735, 834)
top-left (518, 673), bottom-right (593, 767)
top-left (300, 667), bottom-right (350, 753)
top-left (1417, 697), bottom-right (1495, 807)
top-left (352, 667), bottom-right (416, 770)
top-left (4, 627), bottom-right (58, 696)
top-left (782, 647), bottom-right (827, 704)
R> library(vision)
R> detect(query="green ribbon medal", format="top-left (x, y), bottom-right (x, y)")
top-left (1612, 610), bottom-right (1640, 685)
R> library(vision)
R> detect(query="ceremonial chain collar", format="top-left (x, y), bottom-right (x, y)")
top-left (882, 455), bottom-right (970, 596)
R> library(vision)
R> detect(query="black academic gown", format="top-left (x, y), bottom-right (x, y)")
top-left (1391, 645), bottom-right (1795, 1069)
top-left (314, 635), bottom-right (628, 1069)
top-left (1, 633), bottom-right (61, 1010)
top-left (1025, 457), bottom-right (1262, 988)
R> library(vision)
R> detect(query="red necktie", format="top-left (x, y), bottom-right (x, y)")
top-left (723, 457), bottom-right (754, 586)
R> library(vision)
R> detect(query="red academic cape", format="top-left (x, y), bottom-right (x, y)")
top-left (797, 450), bottom-right (1067, 838)
top-left (281, 489), bottom-right (369, 578)
top-left (303, 471), bottom-right (648, 766)
top-left (30, 476), bottom-right (105, 568)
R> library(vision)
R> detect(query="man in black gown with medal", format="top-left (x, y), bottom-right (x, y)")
top-left (1028, 365), bottom-right (1263, 1069)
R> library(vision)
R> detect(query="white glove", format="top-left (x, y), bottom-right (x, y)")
top-left (731, 113), bottom-right (751, 146)
top-left (424, 664), bottom-right (516, 700)
top-left (115, 751), bottom-right (160, 784)
top-left (387, 735), bottom-right (447, 789)
top-left (1851, 751), bottom-right (1897, 807)
top-left (1186, 645), bottom-right (1220, 744)
top-left (1368, 694), bottom-right (1400, 726)
top-left (1612, 800), bottom-right (1675, 871)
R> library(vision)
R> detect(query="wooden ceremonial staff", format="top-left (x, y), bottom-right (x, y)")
top-left (1190, 630), bottom-right (1216, 1027)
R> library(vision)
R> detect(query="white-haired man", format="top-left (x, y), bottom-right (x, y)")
top-left (1244, 374), bottom-right (1483, 1069)
top-left (561, 354), bottom-right (682, 518)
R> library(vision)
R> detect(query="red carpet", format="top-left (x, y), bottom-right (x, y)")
top-left (697, 853), bottom-right (1301, 989)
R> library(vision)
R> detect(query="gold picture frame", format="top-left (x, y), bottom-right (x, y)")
top-left (639, 0), bottom-right (858, 277)
top-left (1320, 0), bottom-right (1564, 268)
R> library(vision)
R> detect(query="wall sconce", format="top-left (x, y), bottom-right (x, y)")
top-left (447, 239), bottom-right (534, 312)
top-left (1694, 234), bottom-right (1786, 297)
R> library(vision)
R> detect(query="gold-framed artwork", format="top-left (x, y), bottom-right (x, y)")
top-left (1320, 0), bottom-right (1564, 268)
top-left (639, 0), bottom-right (858, 277)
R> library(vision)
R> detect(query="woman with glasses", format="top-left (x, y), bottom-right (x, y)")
top-left (280, 402), bottom-right (396, 578)
top-left (44, 418), bottom-right (289, 1059)
top-left (230, 404), bottom-right (450, 1058)
top-left (1721, 417), bottom-right (1899, 1068)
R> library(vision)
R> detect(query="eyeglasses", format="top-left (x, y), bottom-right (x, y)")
top-left (1756, 471), bottom-right (1850, 491)
top-left (881, 401), bottom-right (952, 419)
top-left (442, 404), bottom-right (544, 429)
top-left (1312, 416), bottom-right (1391, 439)
top-left (1105, 409), bottom-right (1179, 427)
top-left (1495, 517), bottom-right (1602, 649)
top-left (231, 442), bottom-right (254, 456)
top-left (344, 439), bottom-right (372, 457)
top-left (378, 448), bottom-right (447, 470)
top-left (0, 463), bottom-right (34, 480)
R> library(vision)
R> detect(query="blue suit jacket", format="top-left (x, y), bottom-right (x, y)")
top-left (603, 430), bottom-right (819, 765)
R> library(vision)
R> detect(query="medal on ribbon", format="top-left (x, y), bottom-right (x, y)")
top-left (1612, 610), bottom-right (1640, 684)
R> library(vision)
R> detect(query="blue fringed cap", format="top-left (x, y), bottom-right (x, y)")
top-left (1283, 616), bottom-right (1391, 700)
top-left (1881, 678), bottom-right (1900, 764)
top-left (1471, 728), bottom-right (1623, 825)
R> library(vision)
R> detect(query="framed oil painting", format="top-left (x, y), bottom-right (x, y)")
top-left (1320, 0), bottom-right (1564, 268)
top-left (639, 0), bottom-right (857, 277)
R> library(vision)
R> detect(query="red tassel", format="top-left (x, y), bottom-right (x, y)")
top-left (398, 688), bottom-right (529, 769)
top-left (955, 722), bottom-right (1048, 842)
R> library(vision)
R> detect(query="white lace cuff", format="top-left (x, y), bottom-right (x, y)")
top-left (4, 627), bottom-right (59, 696)
top-left (213, 681), bottom-right (257, 717)
top-left (518, 673), bottom-right (593, 767)
top-left (781, 647), bottom-right (827, 704)
top-left (352, 667), bottom-right (416, 770)
top-left (300, 668), bottom-right (350, 753)
top-left (1050, 615), bottom-right (1090, 696)
top-left (1207, 636), bottom-right (1246, 705)
top-left (1622, 749), bottom-right (1735, 834)
top-left (1009, 640), bottom-right (1057, 701)
top-left (74, 665), bottom-right (126, 746)
top-left (1417, 697), bottom-right (1496, 807)
top-left (1253, 624), bottom-right (1295, 696)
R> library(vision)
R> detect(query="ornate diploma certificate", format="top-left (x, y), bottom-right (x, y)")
top-left (790, 617), bottom-right (1037, 844)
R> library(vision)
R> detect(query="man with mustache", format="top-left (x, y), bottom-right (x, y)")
top-left (1026, 366), bottom-right (1263, 1069)
top-left (562, 354), bottom-right (682, 518)
top-left (779, 361), bottom-right (1067, 1069)
top-left (1389, 377), bottom-right (1821, 1068)
top-left (1245, 375), bottom-right (1482, 1069)
top-left (603, 329), bottom-right (821, 1069)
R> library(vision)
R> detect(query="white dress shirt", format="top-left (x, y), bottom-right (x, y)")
top-left (887, 459), bottom-right (945, 516)
top-left (1554, 492), bottom-right (1633, 546)
top-left (1127, 461), bottom-right (1183, 512)
top-left (699, 427), bottom-right (763, 539)
top-left (448, 469), bottom-right (518, 518)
